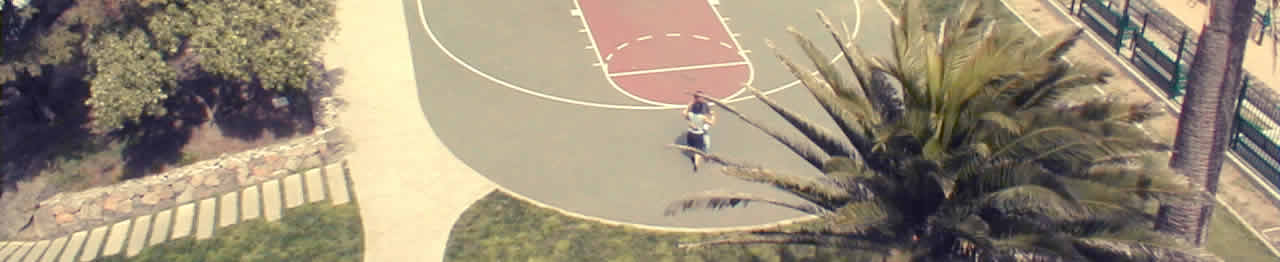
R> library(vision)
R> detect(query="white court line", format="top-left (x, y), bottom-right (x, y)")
top-left (1264, 226), bottom-right (1280, 233)
top-left (720, 42), bottom-right (733, 48)
top-left (605, 53), bottom-right (614, 61)
top-left (413, 0), bottom-right (873, 233)
top-left (575, 0), bottom-right (758, 107)
top-left (636, 35), bottom-right (654, 41)
top-left (608, 61), bottom-right (750, 77)
top-left (419, 0), bottom-right (860, 110)
top-left (616, 42), bottom-right (630, 50)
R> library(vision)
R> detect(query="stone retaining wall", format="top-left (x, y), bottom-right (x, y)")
top-left (10, 91), bottom-right (348, 241)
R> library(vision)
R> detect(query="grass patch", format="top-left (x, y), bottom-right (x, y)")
top-left (94, 202), bottom-right (363, 262)
top-left (449, 192), bottom-right (1279, 261)
top-left (1206, 203), bottom-right (1279, 262)
top-left (446, 192), bottom-right (882, 262)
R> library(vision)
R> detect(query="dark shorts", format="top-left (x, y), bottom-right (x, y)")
top-left (686, 131), bottom-right (706, 151)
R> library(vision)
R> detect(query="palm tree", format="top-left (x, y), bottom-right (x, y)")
top-left (663, 0), bottom-right (1217, 260)
top-left (1157, 0), bottom-right (1258, 245)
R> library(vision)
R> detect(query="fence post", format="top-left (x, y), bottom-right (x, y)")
top-left (1115, 0), bottom-right (1132, 52)
top-left (1131, 13), bottom-right (1149, 60)
top-left (1233, 77), bottom-right (1251, 147)
top-left (1070, 0), bottom-right (1078, 13)
top-left (1172, 30), bottom-right (1189, 97)
top-left (1258, 8), bottom-right (1272, 45)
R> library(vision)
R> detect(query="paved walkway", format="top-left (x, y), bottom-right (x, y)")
top-left (0, 163), bottom-right (354, 262)
top-left (322, 0), bottom-right (495, 261)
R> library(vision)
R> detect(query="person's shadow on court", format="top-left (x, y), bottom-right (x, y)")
top-left (672, 132), bottom-right (704, 173)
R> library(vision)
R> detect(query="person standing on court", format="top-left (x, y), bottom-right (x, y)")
top-left (682, 91), bottom-right (717, 171)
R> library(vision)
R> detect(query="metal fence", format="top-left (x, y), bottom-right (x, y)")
top-left (1058, 0), bottom-right (1280, 187)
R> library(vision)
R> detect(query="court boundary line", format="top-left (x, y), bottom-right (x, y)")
top-left (416, 0), bottom-right (863, 110)
top-left (608, 61), bottom-right (750, 77)
top-left (573, 0), bottom-right (754, 107)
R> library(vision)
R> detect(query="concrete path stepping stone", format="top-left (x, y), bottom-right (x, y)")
top-left (24, 240), bottom-right (51, 262)
top-left (0, 242), bottom-right (19, 261)
top-left (325, 163), bottom-right (350, 205)
top-left (304, 169), bottom-right (326, 203)
top-left (7, 242), bottom-right (33, 262)
top-left (78, 227), bottom-right (107, 262)
top-left (242, 186), bottom-right (261, 220)
top-left (219, 193), bottom-right (239, 227)
top-left (262, 180), bottom-right (283, 221)
top-left (42, 237), bottom-right (68, 262)
top-left (283, 174), bottom-right (304, 208)
top-left (171, 204), bottom-right (195, 239)
top-left (196, 198), bottom-right (217, 239)
top-left (149, 210), bottom-right (172, 246)
top-left (101, 221), bottom-right (130, 257)
top-left (126, 215), bottom-right (151, 257)
top-left (59, 232), bottom-right (86, 262)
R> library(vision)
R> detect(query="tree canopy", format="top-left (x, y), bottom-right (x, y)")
top-left (0, 0), bottom-right (337, 131)
top-left (83, 28), bottom-right (176, 131)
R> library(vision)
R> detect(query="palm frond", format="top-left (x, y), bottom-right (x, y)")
top-left (975, 185), bottom-right (1089, 233)
top-left (1039, 29), bottom-right (1085, 62)
top-left (768, 38), bottom-right (879, 154)
top-left (679, 230), bottom-right (893, 253)
top-left (745, 85), bottom-right (860, 159)
top-left (664, 191), bottom-right (827, 216)
top-left (695, 93), bottom-right (831, 168)
top-left (822, 200), bottom-right (899, 234)
top-left (720, 165), bottom-right (852, 209)
top-left (816, 9), bottom-right (879, 109)
top-left (1072, 237), bottom-right (1221, 262)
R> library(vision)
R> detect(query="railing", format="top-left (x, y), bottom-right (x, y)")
top-left (1057, 0), bottom-right (1280, 190)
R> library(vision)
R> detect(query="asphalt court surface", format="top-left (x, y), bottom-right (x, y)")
top-left (405, 0), bottom-right (896, 227)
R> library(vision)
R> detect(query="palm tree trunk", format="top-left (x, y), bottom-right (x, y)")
top-left (1158, 0), bottom-right (1257, 246)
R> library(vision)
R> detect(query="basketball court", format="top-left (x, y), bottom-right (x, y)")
top-left (403, 0), bottom-right (896, 228)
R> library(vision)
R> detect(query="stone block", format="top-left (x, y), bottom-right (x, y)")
top-left (170, 204), bottom-right (195, 239)
top-left (218, 193), bottom-right (238, 227)
top-left (126, 215), bottom-right (150, 257)
top-left (59, 232), bottom-right (87, 262)
top-left (148, 210), bottom-right (172, 246)
top-left (262, 180), bottom-right (282, 222)
top-left (324, 163), bottom-right (350, 205)
top-left (304, 169), bottom-right (325, 203)
top-left (24, 240), bottom-right (50, 262)
top-left (241, 186), bottom-right (261, 220)
top-left (195, 199), bottom-right (216, 240)
top-left (78, 227), bottom-right (107, 262)
top-left (101, 221), bottom-right (130, 256)
top-left (42, 237), bottom-right (68, 262)
top-left (282, 174), bottom-right (304, 208)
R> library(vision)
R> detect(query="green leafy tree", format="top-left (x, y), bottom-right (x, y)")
top-left (151, 0), bottom-right (337, 90)
top-left (663, 1), bottom-right (1215, 260)
top-left (83, 28), bottom-right (177, 131)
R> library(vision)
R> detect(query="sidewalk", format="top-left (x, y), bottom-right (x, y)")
top-left (322, 0), bottom-right (496, 261)
top-left (1160, 1), bottom-right (1280, 92)
top-left (1003, 0), bottom-right (1280, 253)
